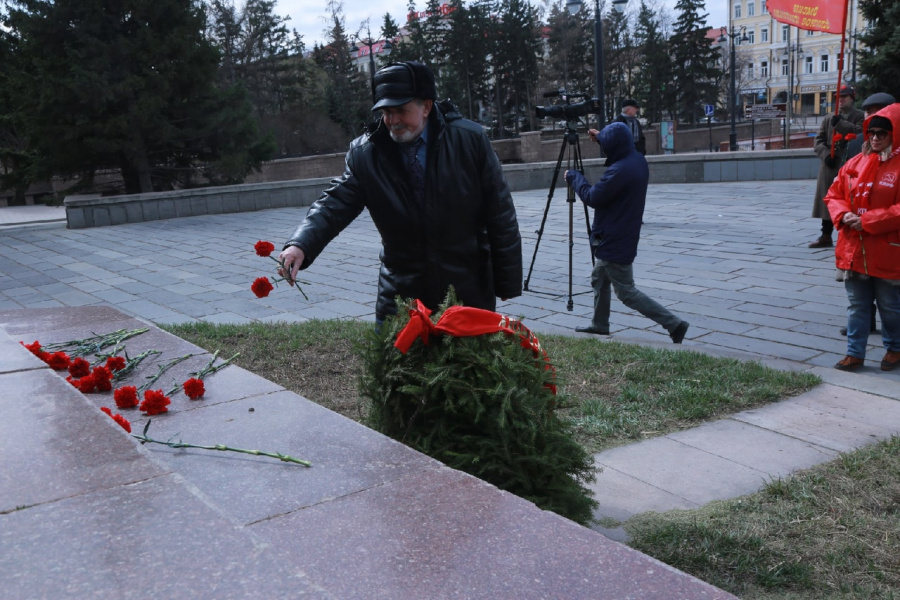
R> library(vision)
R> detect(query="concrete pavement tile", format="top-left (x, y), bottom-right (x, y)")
top-left (807, 367), bottom-right (900, 401)
top-left (666, 419), bottom-right (838, 478)
top-left (789, 383), bottom-right (900, 429)
top-left (587, 465), bottom-right (701, 522)
top-left (732, 398), bottom-right (897, 453)
top-left (593, 437), bottom-right (772, 505)
top-left (0, 328), bottom-right (47, 373)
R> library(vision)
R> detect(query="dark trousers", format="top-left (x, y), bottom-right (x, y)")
top-left (821, 218), bottom-right (834, 238)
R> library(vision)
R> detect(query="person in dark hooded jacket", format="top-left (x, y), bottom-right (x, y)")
top-left (565, 122), bottom-right (689, 343)
top-left (278, 62), bottom-right (522, 322)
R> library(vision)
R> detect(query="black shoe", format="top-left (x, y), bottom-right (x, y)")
top-left (670, 321), bottom-right (689, 344)
top-left (840, 326), bottom-right (847, 336)
top-left (808, 236), bottom-right (833, 248)
top-left (575, 325), bottom-right (609, 335)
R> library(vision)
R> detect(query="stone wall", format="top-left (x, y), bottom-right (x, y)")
top-left (64, 149), bottom-right (818, 229)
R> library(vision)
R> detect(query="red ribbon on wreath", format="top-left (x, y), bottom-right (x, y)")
top-left (394, 300), bottom-right (557, 394)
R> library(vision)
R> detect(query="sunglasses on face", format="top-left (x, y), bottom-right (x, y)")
top-left (867, 128), bottom-right (891, 140)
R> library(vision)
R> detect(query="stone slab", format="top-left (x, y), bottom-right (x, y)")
top-left (0, 368), bottom-right (166, 513)
top-left (131, 390), bottom-right (442, 525)
top-left (250, 467), bottom-right (734, 600)
top-left (0, 474), bottom-right (328, 599)
top-left (0, 328), bottom-right (46, 373)
top-left (666, 419), bottom-right (839, 478)
top-left (593, 436), bottom-right (773, 506)
top-left (732, 398), bottom-right (898, 453)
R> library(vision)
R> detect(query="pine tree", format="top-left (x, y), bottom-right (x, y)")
top-left (540, 3), bottom-right (594, 107)
top-left (443, 0), bottom-right (492, 120)
top-left (360, 294), bottom-right (598, 526)
top-left (494, 0), bottom-right (543, 132)
top-left (633, 1), bottom-right (673, 123)
top-left (316, 1), bottom-right (371, 136)
top-left (669, 0), bottom-right (719, 124)
top-left (380, 12), bottom-right (402, 41)
top-left (3, 0), bottom-right (273, 194)
top-left (856, 0), bottom-right (900, 101)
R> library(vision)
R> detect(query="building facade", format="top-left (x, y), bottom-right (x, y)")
top-left (727, 0), bottom-right (866, 116)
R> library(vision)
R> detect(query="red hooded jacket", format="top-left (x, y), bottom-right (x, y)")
top-left (824, 103), bottom-right (900, 280)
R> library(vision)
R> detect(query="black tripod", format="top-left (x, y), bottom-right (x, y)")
top-left (523, 124), bottom-right (594, 311)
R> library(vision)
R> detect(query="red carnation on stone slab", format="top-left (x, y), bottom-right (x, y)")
top-left (76, 375), bottom-right (96, 393)
top-left (140, 389), bottom-right (171, 416)
top-left (92, 366), bottom-right (113, 392)
top-left (46, 351), bottom-right (71, 370)
top-left (106, 355), bottom-right (127, 372)
top-left (251, 276), bottom-right (274, 298)
top-left (114, 386), bottom-right (140, 409)
top-left (68, 357), bottom-right (91, 378)
top-left (183, 378), bottom-right (205, 400)
top-left (100, 407), bottom-right (132, 433)
top-left (254, 240), bottom-right (276, 257)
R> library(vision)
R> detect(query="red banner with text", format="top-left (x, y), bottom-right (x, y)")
top-left (766, 0), bottom-right (847, 34)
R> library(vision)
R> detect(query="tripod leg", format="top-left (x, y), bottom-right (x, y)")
top-left (524, 134), bottom-right (570, 292)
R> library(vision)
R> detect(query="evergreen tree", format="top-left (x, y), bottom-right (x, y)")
top-left (3, 0), bottom-right (273, 194)
top-left (633, 1), bottom-right (673, 124)
top-left (540, 2), bottom-right (594, 114)
top-left (669, 0), bottom-right (718, 124)
top-left (315, 1), bottom-right (371, 137)
top-left (380, 12), bottom-right (402, 41)
top-left (856, 0), bottom-right (900, 100)
top-left (494, 0), bottom-right (543, 132)
top-left (605, 7), bottom-right (635, 123)
top-left (443, 0), bottom-right (493, 120)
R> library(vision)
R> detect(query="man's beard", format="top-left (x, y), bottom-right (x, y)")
top-left (389, 122), bottom-right (425, 143)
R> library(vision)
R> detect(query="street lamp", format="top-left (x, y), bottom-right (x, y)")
top-left (351, 25), bottom-right (393, 103)
top-left (781, 32), bottom-right (803, 148)
top-left (718, 26), bottom-right (748, 151)
top-left (565, 0), bottom-right (627, 125)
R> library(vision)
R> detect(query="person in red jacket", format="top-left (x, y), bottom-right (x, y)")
top-left (824, 103), bottom-right (900, 371)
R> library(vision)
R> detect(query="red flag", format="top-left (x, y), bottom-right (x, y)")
top-left (766, 0), bottom-right (847, 34)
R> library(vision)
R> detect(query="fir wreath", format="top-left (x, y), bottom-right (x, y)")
top-left (358, 292), bottom-right (598, 526)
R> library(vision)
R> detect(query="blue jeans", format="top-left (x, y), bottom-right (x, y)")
top-left (844, 276), bottom-right (900, 359)
top-left (590, 259), bottom-right (682, 333)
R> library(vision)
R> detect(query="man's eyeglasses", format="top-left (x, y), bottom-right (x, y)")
top-left (867, 128), bottom-right (891, 140)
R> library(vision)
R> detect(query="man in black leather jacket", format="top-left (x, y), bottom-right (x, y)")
top-left (279, 62), bottom-right (522, 322)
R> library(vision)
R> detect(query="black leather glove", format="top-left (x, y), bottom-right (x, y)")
top-left (830, 114), bottom-right (842, 127)
top-left (824, 155), bottom-right (838, 169)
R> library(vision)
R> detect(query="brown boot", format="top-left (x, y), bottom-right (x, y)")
top-left (834, 355), bottom-right (864, 371)
top-left (881, 351), bottom-right (900, 372)
top-left (808, 236), bottom-right (833, 248)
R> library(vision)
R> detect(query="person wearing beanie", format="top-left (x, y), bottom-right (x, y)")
top-left (824, 102), bottom-right (900, 372)
top-left (809, 86), bottom-right (865, 248)
top-left (279, 61), bottom-right (522, 323)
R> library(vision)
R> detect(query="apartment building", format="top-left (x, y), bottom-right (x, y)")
top-left (727, 0), bottom-right (866, 116)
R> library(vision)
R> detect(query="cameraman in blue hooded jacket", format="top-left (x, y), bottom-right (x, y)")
top-left (565, 122), bottom-right (689, 343)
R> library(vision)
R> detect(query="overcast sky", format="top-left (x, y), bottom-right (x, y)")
top-left (279, 0), bottom-right (729, 50)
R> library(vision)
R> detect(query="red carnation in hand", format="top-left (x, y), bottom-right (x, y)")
top-left (69, 357), bottom-right (91, 378)
top-left (46, 351), bottom-right (71, 370)
top-left (76, 375), bottom-right (96, 393)
top-left (832, 133), bottom-right (843, 143)
top-left (254, 240), bottom-right (276, 257)
top-left (114, 386), bottom-right (139, 409)
top-left (100, 407), bottom-right (132, 433)
top-left (91, 366), bottom-right (113, 392)
top-left (183, 378), bottom-right (205, 400)
top-left (845, 133), bottom-right (857, 141)
top-left (251, 276), bottom-right (274, 298)
top-left (106, 356), bottom-right (127, 372)
top-left (140, 389), bottom-right (171, 415)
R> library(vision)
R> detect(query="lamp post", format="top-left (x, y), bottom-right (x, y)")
top-left (351, 25), bottom-right (393, 103)
top-left (565, 0), bottom-right (628, 125)
top-left (718, 26), bottom-right (748, 151)
top-left (781, 29), bottom-right (803, 148)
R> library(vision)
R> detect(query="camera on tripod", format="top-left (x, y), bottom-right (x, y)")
top-left (534, 89), bottom-right (601, 123)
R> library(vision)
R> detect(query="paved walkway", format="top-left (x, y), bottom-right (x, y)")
top-left (2, 180), bottom-right (898, 540)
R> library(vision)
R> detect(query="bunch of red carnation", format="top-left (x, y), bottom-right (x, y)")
top-left (251, 240), bottom-right (308, 299)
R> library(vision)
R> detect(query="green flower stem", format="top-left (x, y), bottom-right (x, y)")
top-left (269, 255), bottom-right (309, 300)
top-left (42, 327), bottom-right (149, 357)
top-left (138, 353), bottom-right (194, 393)
top-left (114, 349), bottom-right (162, 382)
top-left (133, 420), bottom-right (311, 467)
top-left (164, 350), bottom-right (240, 397)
